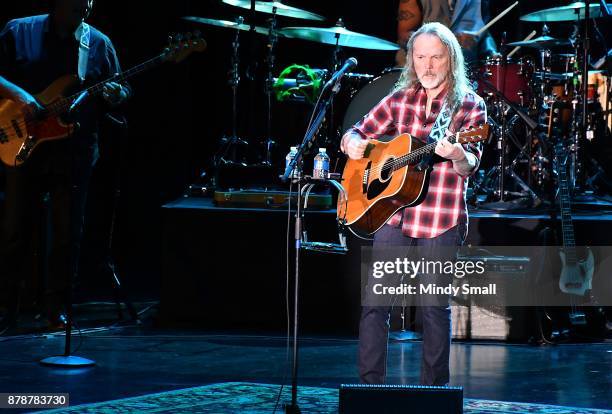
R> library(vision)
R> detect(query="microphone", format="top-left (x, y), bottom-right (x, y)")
top-left (69, 90), bottom-right (89, 113)
top-left (324, 57), bottom-right (358, 90)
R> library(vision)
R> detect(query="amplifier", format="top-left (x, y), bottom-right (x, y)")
top-left (453, 253), bottom-right (531, 341)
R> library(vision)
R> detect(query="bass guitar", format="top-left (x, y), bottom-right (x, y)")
top-left (0, 32), bottom-right (206, 166)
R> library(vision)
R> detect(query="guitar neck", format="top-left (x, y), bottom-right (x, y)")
top-left (391, 134), bottom-right (459, 172)
top-left (45, 54), bottom-right (166, 117)
top-left (557, 149), bottom-right (577, 264)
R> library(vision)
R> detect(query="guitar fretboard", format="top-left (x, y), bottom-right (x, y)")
top-left (389, 134), bottom-right (461, 172)
top-left (556, 146), bottom-right (577, 265)
top-left (38, 53), bottom-right (167, 120)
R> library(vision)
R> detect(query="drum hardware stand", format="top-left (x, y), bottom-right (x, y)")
top-left (555, 1), bottom-right (603, 197)
top-left (470, 116), bottom-right (540, 205)
top-left (533, 25), bottom-right (553, 101)
top-left (319, 19), bottom-right (346, 150)
top-left (469, 77), bottom-right (541, 206)
top-left (605, 74), bottom-right (611, 137)
top-left (280, 71), bottom-right (350, 414)
top-left (576, 1), bottom-right (592, 193)
top-left (260, 9), bottom-right (279, 166)
top-left (574, 7), bottom-right (612, 198)
top-left (214, 17), bottom-right (249, 168)
top-left (563, 21), bottom-right (586, 195)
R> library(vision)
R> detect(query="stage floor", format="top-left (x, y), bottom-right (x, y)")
top-left (0, 326), bottom-right (610, 412)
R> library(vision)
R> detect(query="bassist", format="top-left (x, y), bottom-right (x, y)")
top-left (0, 0), bottom-right (130, 332)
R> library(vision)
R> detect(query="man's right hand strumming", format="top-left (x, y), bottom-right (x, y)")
top-left (15, 91), bottom-right (43, 118)
top-left (341, 133), bottom-right (369, 160)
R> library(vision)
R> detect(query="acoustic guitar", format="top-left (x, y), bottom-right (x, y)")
top-left (337, 124), bottom-right (489, 236)
top-left (0, 32), bottom-right (206, 166)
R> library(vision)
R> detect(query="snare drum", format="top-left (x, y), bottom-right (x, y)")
top-left (476, 57), bottom-right (533, 106)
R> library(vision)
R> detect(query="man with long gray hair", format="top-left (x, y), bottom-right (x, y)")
top-left (341, 22), bottom-right (486, 385)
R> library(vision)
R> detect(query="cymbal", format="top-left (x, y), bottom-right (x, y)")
top-left (182, 16), bottom-right (270, 35)
top-left (221, 0), bottom-right (325, 21)
top-left (506, 35), bottom-right (571, 49)
top-left (521, 2), bottom-right (612, 22)
top-left (279, 26), bottom-right (399, 50)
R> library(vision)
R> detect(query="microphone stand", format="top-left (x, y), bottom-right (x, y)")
top-left (281, 78), bottom-right (345, 414)
top-left (40, 94), bottom-right (95, 368)
top-left (577, 0), bottom-right (592, 194)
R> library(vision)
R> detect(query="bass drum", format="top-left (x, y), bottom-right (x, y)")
top-left (341, 68), bottom-right (402, 134)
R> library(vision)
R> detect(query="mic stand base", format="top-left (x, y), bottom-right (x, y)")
top-left (40, 355), bottom-right (95, 367)
top-left (389, 330), bottom-right (422, 341)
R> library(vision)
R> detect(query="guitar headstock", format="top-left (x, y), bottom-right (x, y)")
top-left (162, 31), bottom-right (207, 63)
top-left (554, 140), bottom-right (570, 168)
top-left (456, 124), bottom-right (490, 144)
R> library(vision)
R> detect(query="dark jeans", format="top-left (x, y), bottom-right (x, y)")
top-left (358, 220), bottom-right (466, 385)
top-left (0, 141), bottom-right (94, 319)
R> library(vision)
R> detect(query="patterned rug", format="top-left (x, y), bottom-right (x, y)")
top-left (41, 382), bottom-right (611, 414)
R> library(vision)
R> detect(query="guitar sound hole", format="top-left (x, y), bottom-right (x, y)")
top-left (380, 158), bottom-right (394, 182)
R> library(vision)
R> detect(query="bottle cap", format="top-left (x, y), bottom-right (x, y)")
top-left (319, 148), bottom-right (326, 153)
top-left (290, 146), bottom-right (297, 152)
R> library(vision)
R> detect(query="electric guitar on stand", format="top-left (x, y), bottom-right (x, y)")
top-left (337, 125), bottom-right (489, 236)
top-left (554, 142), bottom-right (594, 298)
top-left (0, 32), bottom-right (206, 166)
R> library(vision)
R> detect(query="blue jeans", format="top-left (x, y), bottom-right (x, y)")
top-left (358, 221), bottom-right (466, 385)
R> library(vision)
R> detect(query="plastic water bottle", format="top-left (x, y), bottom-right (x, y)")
top-left (285, 146), bottom-right (298, 178)
top-left (313, 148), bottom-right (330, 179)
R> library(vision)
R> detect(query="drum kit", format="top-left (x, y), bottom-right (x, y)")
top-left (183, 0), bottom-right (400, 181)
top-left (184, 1), bottom-right (611, 208)
top-left (470, 2), bottom-right (612, 207)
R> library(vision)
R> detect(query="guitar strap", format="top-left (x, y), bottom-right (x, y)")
top-left (74, 22), bottom-right (91, 83)
top-left (415, 99), bottom-right (453, 171)
top-left (428, 100), bottom-right (453, 143)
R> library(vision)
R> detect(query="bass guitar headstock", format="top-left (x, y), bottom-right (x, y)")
top-left (162, 31), bottom-right (207, 63)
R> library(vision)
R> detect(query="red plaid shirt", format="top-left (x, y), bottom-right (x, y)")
top-left (348, 84), bottom-right (486, 239)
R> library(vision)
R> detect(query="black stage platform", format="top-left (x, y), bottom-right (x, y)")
top-left (160, 197), bottom-right (612, 338)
